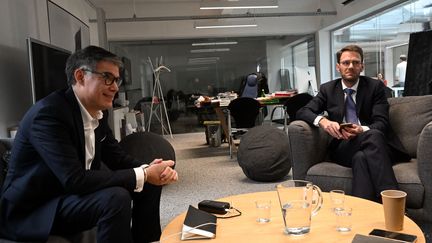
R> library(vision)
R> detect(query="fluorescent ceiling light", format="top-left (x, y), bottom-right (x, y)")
top-left (188, 57), bottom-right (220, 64)
top-left (188, 57), bottom-right (220, 62)
top-left (194, 19), bottom-right (257, 29)
top-left (186, 67), bottom-right (211, 71)
top-left (192, 41), bottom-right (238, 46)
top-left (200, 0), bottom-right (278, 10)
top-left (190, 48), bottom-right (230, 53)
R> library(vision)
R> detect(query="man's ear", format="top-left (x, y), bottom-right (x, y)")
top-left (336, 63), bottom-right (341, 73)
top-left (74, 69), bottom-right (85, 85)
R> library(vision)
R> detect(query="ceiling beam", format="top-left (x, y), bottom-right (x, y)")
top-left (89, 11), bottom-right (337, 23)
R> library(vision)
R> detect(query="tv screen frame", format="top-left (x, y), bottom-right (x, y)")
top-left (26, 37), bottom-right (71, 104)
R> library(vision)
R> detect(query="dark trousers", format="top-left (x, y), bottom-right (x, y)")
top-left (51, 183), bottom-right (162, 243)
top-left (330, 129), bottom-right (398, 201)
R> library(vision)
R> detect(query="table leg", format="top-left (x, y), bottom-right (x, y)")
top-left (215, 107), bottom-right (229, 142)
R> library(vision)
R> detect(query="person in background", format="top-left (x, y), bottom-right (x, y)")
top-left (296, 45), bottom-right (409, 202)
top-left (394, 54), bottom-right (407, 87)
top-left (377, 72), bottom-right (388, 86)
top-left (0, 46), bottom-right (178, 243)
top-left (376, 72), bottom-right (393, 98)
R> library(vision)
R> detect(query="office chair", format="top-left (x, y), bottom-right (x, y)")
top-left (241, 74), bottom-right (258, 98)
top-left (227, 97), bottom-right (262, 158)
top-left (270, 93), bottom-right (313, 132)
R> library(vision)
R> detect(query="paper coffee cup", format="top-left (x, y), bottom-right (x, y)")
top-left (381, 190), bottom-right (407, 231)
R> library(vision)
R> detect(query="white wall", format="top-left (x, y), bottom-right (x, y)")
top-left (0, 0), bottom-right (96, 137)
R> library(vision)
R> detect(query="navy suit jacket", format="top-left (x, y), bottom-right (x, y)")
top-left (0, 87), bottom-right (142, 241)
top-left (296, 76), bottom-right (408, 156)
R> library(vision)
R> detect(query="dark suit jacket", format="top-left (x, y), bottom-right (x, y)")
top-left (296, 76), bottom-right (408, 157)
top-left (0, 87), bottom-right (142, 241)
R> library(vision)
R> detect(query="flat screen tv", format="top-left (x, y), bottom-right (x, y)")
top-left (27, 37), bottom-right (71, 103)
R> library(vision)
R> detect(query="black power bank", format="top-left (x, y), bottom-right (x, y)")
top-left (198, 200), bottom-right (230, 214)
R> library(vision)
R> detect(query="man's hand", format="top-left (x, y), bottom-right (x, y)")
top-left (319, 118), bottom-right (363, 140)
top-left (146, 160), bottom-right (178, 186)
top-left (340, 124), bottom-right (363, 140)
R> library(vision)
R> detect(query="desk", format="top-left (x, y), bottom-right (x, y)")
top-left (161, 191), bottom-right (425, 243)
top-left (205, 96), bottom-right (292, 142)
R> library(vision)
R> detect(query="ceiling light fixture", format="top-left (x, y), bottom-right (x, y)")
top-left (190, 48), bottom-right (230, 53)
top-left (200, 0), bottom-right (278, 10)
top-left (194, 20), bottom-right (257, 29)
top-left (188, 57), bottom-right (220, 64)
top-left (192, 41), bottom-right (238, 46)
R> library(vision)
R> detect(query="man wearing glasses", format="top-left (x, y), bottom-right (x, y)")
top-left (0, 46), bottom-right (178, 243)
top-left (296, 45), bottom-right (408, 202)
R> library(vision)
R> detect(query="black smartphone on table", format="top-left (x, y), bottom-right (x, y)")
top-left (369, 229), bottom-right (417, 243)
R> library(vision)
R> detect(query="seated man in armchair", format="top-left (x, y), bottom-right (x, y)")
top-left (296, 45), bottom-right (409, 202)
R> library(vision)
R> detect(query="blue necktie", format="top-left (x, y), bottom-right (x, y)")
top-left (344, 88), bottom-right (358, 124)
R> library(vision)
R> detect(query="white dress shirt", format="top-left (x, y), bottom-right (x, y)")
top-left (313, 79), bottom-right (369, 132)
top-left (72, 88), bottom-right (146, 192)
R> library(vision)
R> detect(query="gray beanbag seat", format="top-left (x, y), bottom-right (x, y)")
top-left (237, 126), bottom-right (291, 182)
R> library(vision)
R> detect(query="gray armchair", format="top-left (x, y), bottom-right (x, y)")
top-left (288, 95), bottom-right (432, 223)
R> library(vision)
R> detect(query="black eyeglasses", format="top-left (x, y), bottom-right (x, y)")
top-left (82, 68), bottom-right (123, 86)
top-left (340, 60), bottom-right (362, 67)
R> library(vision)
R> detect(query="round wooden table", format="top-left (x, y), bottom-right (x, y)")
top-left (160, 191), bottom-right (425, 243)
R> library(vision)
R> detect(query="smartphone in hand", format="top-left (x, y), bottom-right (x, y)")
top-left (339, 123), bottom-right (354, 129)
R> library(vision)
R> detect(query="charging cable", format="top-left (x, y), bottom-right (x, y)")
top-left (216, 206), bottom-right (242, 219)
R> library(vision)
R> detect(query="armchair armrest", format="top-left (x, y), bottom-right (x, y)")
top-left (287, 120), bottom-right (331, 180)
top-left (417, 121), bottom-right (432, 193)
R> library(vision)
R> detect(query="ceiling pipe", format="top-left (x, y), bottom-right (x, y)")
top-left (89, 11), bottom-right (337, 23)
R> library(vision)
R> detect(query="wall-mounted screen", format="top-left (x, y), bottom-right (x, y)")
top-left (27, 38), bottom-right (71, 103)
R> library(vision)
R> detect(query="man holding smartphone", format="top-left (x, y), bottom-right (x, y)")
top-left (296, 45), bottom-right (409, 202)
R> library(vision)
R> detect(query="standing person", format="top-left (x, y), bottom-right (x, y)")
top-left (0, 46), bottom-right (178, 243)
top-left (296, 45), bottom-right (408, 202)
top-left (394, 54), bottom-right (407, 87)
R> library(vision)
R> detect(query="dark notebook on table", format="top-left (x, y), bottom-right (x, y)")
top-left (181, 205), bottom-right (217, 240)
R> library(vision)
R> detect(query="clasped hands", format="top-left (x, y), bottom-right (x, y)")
top-left (319, 118), bottom-right (363, 140)
top-left (145, 159), bottom-right (178, 186)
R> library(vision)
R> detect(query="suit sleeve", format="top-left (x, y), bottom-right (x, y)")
top-left (30, 105), bottom-right (137, 195)
top-left (296, 84), bottom-right (328, 125)
top-left (365, 80), bottom-right (390, 132)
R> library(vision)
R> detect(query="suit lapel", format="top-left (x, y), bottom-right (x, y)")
top-left (335, 80), bottom-right (346, 121)
top-left (64, 88), bottom-right (86, 165)
top-left (355, 77), bottom-right (366, 116)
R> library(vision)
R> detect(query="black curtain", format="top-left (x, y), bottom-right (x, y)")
top-left (404, 30), bottom-right (432, 96)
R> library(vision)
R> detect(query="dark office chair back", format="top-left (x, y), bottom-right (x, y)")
top-left (285, 93), bottom-right (313, 121)
top-left (241, 74), bottom-right (258, 98)
top-left (228, 97), bottom-right (261, 128)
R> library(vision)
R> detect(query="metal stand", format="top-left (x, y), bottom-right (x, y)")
top-left (147, 57), bottom-right (173, 138)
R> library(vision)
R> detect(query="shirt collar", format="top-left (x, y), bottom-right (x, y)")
top-left (341, 78), bottom-right (360, 92)
top-left (72, 88), bottom-right (103, 124)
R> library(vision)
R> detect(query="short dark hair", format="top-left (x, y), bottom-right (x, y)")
top-left (336, 45), bottom-right (364, 63)
top-left (65, 45), bottom-right (123, 85)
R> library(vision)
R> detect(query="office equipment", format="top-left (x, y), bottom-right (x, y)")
top-left (181, 206), bottom-right (217, 240)
top-left (26, 38), bottom-right (71, 104)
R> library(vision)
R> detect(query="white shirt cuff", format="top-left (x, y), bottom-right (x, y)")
top-left (313, 115), bottom-right (324, 127)
top-left (133, 164), bottom-right (149, 192)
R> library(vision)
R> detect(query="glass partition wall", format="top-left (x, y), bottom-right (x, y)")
top-left (109, 35), bottom-right (315, 134)
top-left (331, 0), bottom-right (432, 88)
